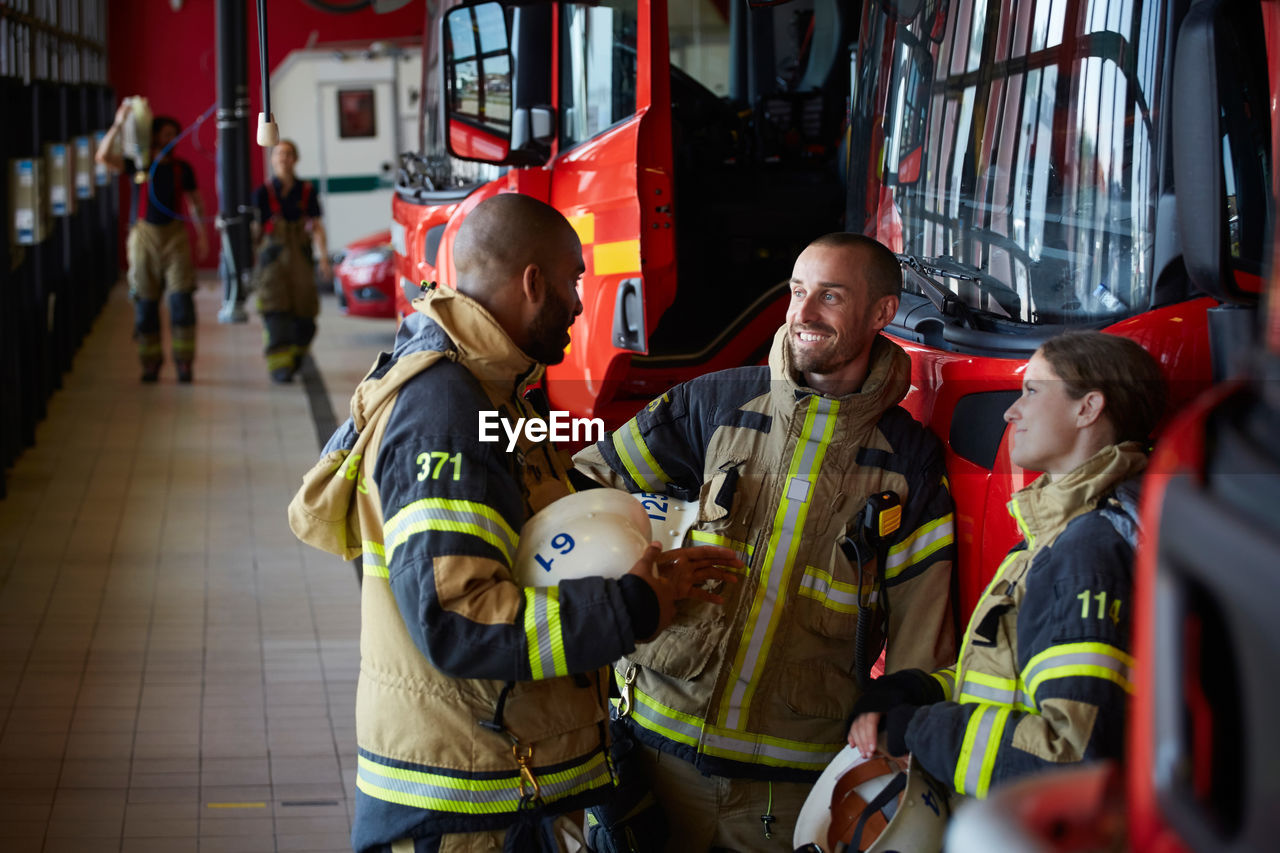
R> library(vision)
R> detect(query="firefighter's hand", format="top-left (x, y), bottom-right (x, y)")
top-left (318, 255), bottom-right (333, 283)
top-left (627, 543), bottom-right (741, 638)
top-left (848, 712), bottom-right (882, 758)
top-left (113, 100), bottom-right (132, 128)
top-left (195, 230), bottom-right (210, 262)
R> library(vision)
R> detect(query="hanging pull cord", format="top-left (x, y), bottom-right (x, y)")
top-left (760, 780), bottom-right (776, 838)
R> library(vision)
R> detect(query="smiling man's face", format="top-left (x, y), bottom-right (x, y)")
top-left (785, 243), bottom-right (887, 389)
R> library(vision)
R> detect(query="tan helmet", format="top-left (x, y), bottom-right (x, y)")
top-left (512, 489), bottom-right (653, 587)
top-left (793, 748), bottom-right (951, 853)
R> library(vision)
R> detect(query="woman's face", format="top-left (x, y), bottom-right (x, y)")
top-left (1004, 351), bottom-right (1084, 475)
top-left (271, 143), bottom-right (297, 180)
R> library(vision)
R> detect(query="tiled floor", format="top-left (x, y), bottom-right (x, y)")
top-left (0, 275), bottom-right (397, 852)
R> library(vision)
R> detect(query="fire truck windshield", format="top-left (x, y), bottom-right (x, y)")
top-left (851, 0), bottom-right (1170, 326)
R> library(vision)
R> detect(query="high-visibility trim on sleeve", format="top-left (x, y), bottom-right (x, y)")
top-left (363, 541), bottom-right (389, 579)
top-left (954, 703), bottom-right (1011, 798)
top-left (385, 498), bottom-right (519, 565)
top-left (611, 419), bottom-right (672, 492)
top-left (524, 587), bottom-right (568, 679)
top-left (884, 513), bottom-right (954, 581)
top-left (1020, 642), bottom-right (1135, 704)
top-left (930, 668), bottom-right (956, 701)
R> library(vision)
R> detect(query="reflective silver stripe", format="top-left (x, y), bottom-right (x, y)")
top-left (722, 397), bottom-right (836, 731)
top-left (1022, 649), bottom-right (1134, 701)
top-left (958, 679), bottom-right (1029, 708)
top-left (363, 541), bottom-right (389, 579)
top-left (612, 420), bottom-right (670, 492)
top-left (385, 499), bottom-right (518, 564)
top-left (799, 567), bottom-right (874, 610)
top-left (962, 705), bottom-right (998, 795)
top-left (701, 730), bottom-right (839, 771)
top-left (525, 587), bottom-right (567, 679)
top-left (885, 514), bottom-right (955, 576)
top-left (931, 669), bottom-right (956, 701)
top-left (356, 751), bottom-right (610, 813)
top-left (629, 688), bottom-right (702, 746)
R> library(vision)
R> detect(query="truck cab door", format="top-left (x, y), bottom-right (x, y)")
top-left (544, 0), bottom-right (676, 422)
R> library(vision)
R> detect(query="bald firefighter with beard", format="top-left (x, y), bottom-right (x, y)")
top-left (289, 194), bottom-right (741, 852)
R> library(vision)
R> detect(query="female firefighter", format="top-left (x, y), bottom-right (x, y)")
top-left (251, 139), bottom-right (330, 383)
top-left (846, 330), bottom-right (1167, 800)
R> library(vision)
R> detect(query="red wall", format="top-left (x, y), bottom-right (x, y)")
top-left (106, 0), bottom-right (426, 267)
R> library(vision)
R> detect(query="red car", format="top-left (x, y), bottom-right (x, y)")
top-left (333, 230), bottom-right (397, 319)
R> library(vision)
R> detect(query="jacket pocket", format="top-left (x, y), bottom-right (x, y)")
top-left (794, 535), bottom-right (872, 641)
top-left (782, 659), bottom-right (859, 721)
top-left (504, 673), bottom-right (609, 744)
top-left (627, 620), bottom-right (721, 682)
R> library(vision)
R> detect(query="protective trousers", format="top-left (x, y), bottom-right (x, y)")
top-left (254, 219), bottom-right (318, 382)
top-left (632, 743), bottom-right (811, 852)
top-left (127, 221), bottom-right (197, 378)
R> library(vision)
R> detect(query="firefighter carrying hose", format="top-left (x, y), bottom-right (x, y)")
top-left (251, 139), bottom-right (330, 383)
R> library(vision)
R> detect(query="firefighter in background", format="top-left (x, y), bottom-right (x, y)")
top-left (574, 233), bottom-right (957, 851)
top-left (95, 99), bottom-right (209, 383)
top-left (847, 331), bottom-right (1167, 801)
top-left (251, 139), bottom-right (330, 383)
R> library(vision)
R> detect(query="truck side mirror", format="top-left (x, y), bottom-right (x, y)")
top-left (442, 2), bottom-right (552, 167)
top-left (1172, 0), bottom-right (1271, 304)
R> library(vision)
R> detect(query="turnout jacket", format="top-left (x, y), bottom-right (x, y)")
top-left (902, 443), bottom-right (1146, 798)
top-left (574, 327), bottom-right (956, 781)
top-left (289, 287), bottom-right (648, 849)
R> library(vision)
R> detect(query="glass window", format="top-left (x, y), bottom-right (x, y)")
top-left (445, 5), bottom-right (512, 137)
top-left (855, 0), bottom-right (1175, 325)
top-left (559, 1), bottom-right (638, 148)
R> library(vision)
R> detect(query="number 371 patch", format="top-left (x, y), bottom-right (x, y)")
top-left (417, 451), bottom-right (462, 482)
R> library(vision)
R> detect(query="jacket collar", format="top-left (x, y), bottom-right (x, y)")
top-left (1008, 442), bottom-right (1149, 546)
top-left (410, 285), bottom-right (543, 392)
top-left (766, 324), bottom-right (910, 430)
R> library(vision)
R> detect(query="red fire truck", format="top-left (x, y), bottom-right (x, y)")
top-left (393, 0), bottom-right (1272, 607)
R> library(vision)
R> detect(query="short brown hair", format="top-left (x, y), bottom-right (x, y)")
top-left (808, 232), bottom-right (902, 303)
top-left (1038, 331), bottom-right (1167, 443)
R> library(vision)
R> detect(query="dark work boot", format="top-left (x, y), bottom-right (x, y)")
top-left (176, 361), bottom-right (194, 384)
top-left (141, 362), bottom-right (161, 383)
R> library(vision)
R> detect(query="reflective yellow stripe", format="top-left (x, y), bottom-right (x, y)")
top-left (688, 530), bottom-right (753, 563)
top-left (627, 685), bottom-right (702, 747)
top-left (884, 513), bottom-right (954, 580)
top-left (612, 419), bottom-right (671, 492)
top-left (976, 706), bottom-right (1012, 798)
top-left (931, 669), bottom-right (955, 701)
top-left (363, 541), bottom-right (389, 579)
top-left (954, 704), bottom-right (988, 795)
top-left (625, 684), bottom-right (839, 770)
top-left (266, 350), bottom-right (293, 370)
top-left (1021, 642), bottom-right (1135, 702)
top-left (385, 498), bottom-right (519, 565)
top-left (356, 750), bottom-right (609, 813)
top-left (720, 396), bottom-right (838, 731)
top-left (957, 669), bottom-right (1034, 712)
top-left (798, 565), bottom-right (871, 614)
top-left (592, 239), bottom-right (640, 276)
top-left (524, 587), bottom-right (567, 679)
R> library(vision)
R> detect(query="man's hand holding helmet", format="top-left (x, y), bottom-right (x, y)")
top-left (626, 543), bottom-right (741, 641)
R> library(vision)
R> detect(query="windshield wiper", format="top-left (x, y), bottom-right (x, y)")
top-left (896, 253), bottom-right (979, 328)
top-left (896, 253), bottom-right (1022, 323)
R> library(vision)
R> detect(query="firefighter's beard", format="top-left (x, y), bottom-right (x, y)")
top-left (525, 289), bottom-right (575, 366)
top-left (787, 323), bottom-right (858, 376)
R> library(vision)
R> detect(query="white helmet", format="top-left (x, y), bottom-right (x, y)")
top-left (632, 491), bottom-right (701, 551)
top-left (793, 748), bottom-right (950, 853)
top-left (512, 489), bottom-right (653, 587)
